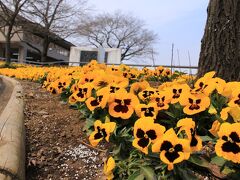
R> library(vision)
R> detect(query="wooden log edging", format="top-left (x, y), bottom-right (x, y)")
top-left (0, 76), bottom-right (25, 180)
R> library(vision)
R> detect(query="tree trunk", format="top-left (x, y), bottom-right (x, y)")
top-left (5, 26), bottom-right (13, 65)
top-left (41, 36), bottom-right (50, 62)
top-left (198, 0), bottom-right (240, 81)
top-left (5, 36), bottom-right (11, 65)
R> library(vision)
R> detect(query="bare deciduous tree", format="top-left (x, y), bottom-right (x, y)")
top-left (26, 0), bottom-right (88, 62)
top-left (0, 0), bottom-right (28, 64)
top-left (77, 11), bottom-right (157, 61)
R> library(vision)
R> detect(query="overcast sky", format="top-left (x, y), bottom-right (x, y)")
top-left (84, 0), bottom-right (209, 66)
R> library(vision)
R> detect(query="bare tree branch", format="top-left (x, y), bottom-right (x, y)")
top-left (23, 0), bottom-right (89, 62)
top-left (76, 11), bottom-right (157, 61)
top-left (0, 0), bottom-right (29, 63)
top-left (15, 32), bottom-right (41, 54)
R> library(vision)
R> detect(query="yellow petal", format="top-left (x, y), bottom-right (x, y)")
top-left (229, 106), bottom-right (240, 122)
top-left (177, 118), bottom-right (195, 129)
top-left (89, 132), bottom-right (103, 147)
top-left (220, 107), bottom-right (230, 120)
top-left (204, 71), bottom-right (216, 79)
top-left (104, 157), bottom-right (115, 175)
top-left (105, 116), bottom-right (110, 123)
top-left (209, 120), bottom-right (220, 137)
top-left (208, 104), bottom-right (217, 114)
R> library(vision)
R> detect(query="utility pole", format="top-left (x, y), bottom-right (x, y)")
top-left (188, 50), bottom-right (193, 76)
top-left (177, 49), bottom-right (181, 72)
top-left (171, 43), bottom-right (174, 74)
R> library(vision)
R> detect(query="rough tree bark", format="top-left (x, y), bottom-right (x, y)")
top-left (198, 0), bottom-right (240, 81)
top-left (41, 36), bottom-right (50, 62)
top-left (5, 30), bottom-right (12, 64)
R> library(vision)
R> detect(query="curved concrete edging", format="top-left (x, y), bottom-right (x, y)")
top-left (0, 75), bottom-right (25, 180)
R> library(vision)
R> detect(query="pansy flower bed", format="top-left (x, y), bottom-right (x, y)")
top-left (1, 60), bottom-right (240, 179)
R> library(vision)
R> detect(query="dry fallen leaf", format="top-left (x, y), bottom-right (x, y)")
top-left (28, 159), bottom-right (37, 167)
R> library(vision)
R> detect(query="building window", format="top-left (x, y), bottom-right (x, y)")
top-left (59, 49), bottom-right (69, 56)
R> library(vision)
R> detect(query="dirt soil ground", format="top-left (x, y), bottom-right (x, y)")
top-left (21, 80), bottom-right (105, 180)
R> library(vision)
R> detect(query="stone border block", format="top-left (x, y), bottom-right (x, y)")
top-left (0, 75), bottom-right (25, 180)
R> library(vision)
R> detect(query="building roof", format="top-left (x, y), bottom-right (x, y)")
top-left (4, 9), bottom-right (75, 50)
top-left (28, 25), bottom-right (75, 50)
top-left (20, 17), bottom-right (75, 50)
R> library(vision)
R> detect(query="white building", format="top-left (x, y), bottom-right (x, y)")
top-left (0, 13), bottom-right (73, 63)
top-left (69, 46), bottom-right (121, 66)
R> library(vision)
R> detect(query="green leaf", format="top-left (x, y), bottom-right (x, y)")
top-left (69, 104), bottom-right (78, 110)
top-left (132, 174), bottom-right (145, 180)
top-left (112, 144), bottom-right (121, 155)
top-left (211, 156), bottom-right (226, 166)
top-left (147, 152), bottom-right (160, 159)
top-left (188, 155), bottom-right (209, 168)
top-left (164, 111), bottom-right (176, 119)
top-left (200, 136), bottom-right (213, 142)
top-left (128, 171), bottom-right (143, 180)
top-left (174, 103), bottom-right (182, 109)
top-left (222, 166), bottom-right (235, 175)
top-left (140, 166), bottom-right (157, 180)
top-left (82, 117), bottom-right (95, 135)
top-left (175, 166), bottom-right (197, 180)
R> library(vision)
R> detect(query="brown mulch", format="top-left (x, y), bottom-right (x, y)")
top-left (21, 80), bottom-right (105, 180)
